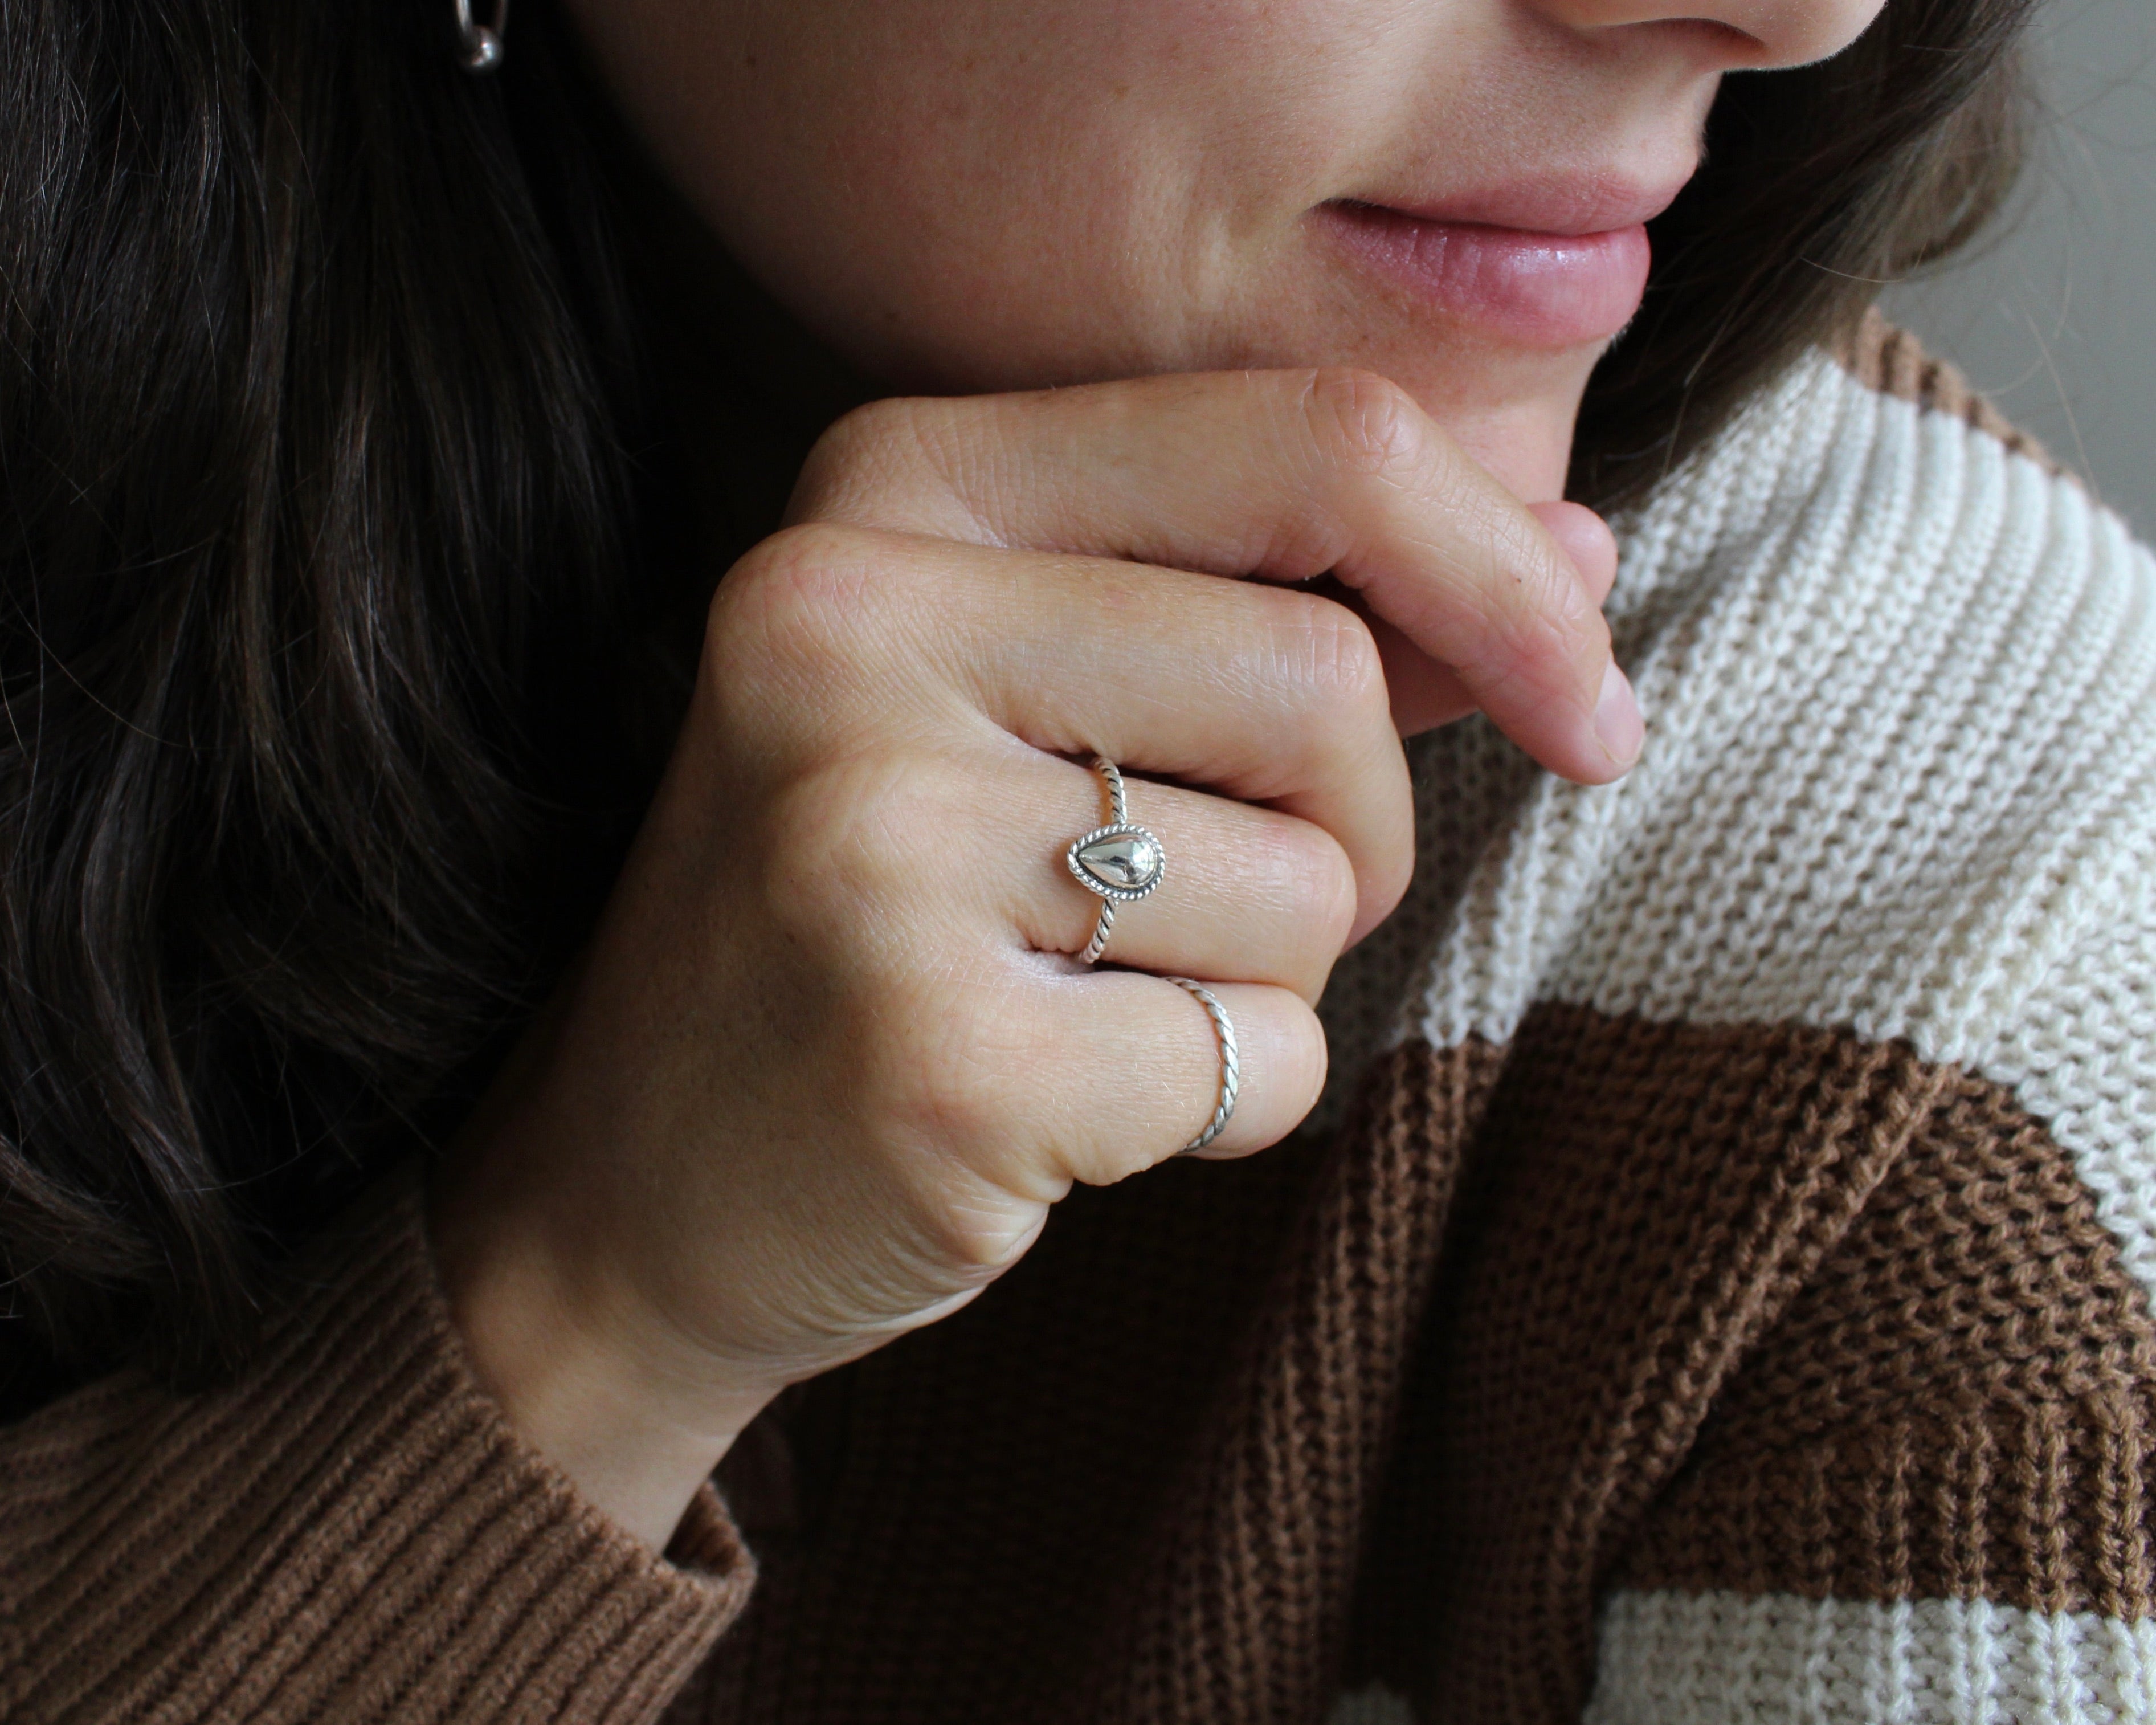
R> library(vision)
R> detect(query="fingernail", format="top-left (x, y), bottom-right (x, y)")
top-left (1595, 660), bottom-right (1644, 769)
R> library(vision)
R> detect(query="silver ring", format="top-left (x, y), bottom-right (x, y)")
top-left (455, 0), bottom-right (509, 72)
top-left (1167, 978), bottom-right (1239, 1154)
top-left (1065, 757), bottom-right (1165, 964)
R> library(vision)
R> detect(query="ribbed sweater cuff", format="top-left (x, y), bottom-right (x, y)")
top-left (2, 1164), bottom-right (754, 1724)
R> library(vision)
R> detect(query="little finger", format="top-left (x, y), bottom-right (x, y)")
top-left (991, 973), bottom-right (1324, 1197)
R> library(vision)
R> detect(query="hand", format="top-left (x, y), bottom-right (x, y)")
top-left (429, 369), bottom-right (1635, 1546)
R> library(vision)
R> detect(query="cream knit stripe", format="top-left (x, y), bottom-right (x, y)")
top-left (1312, 711), bottom-right (1541, 1132)
top-left (0, 1172), bottom-right (751, 1725)
top-left (1401, 353), bottom-right (2156, 1300)
top-left (1587, 1589), bottom-right (2156, 1724)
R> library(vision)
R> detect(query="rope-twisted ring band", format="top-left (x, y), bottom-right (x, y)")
top-left (1165, 977), bottom-right (1239, 1155)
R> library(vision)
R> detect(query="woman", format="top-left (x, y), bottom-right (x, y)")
top-left (7, 0), bottom-right (2147, 1719)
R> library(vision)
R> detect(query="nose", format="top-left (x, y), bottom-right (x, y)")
top-left (1529, 0), bottom-right (1888, 71)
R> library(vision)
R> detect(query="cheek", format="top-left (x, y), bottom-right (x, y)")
top-left (704, 0), bottom-right (1419, 389)
top-left (615, 0), bottom-right (1600, 464)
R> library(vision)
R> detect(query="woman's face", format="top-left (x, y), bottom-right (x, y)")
top-left (567, 0), bottom-right (1886, 500)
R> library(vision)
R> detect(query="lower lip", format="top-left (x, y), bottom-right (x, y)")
top-left (1318, 201), bottom-right (1652, 348)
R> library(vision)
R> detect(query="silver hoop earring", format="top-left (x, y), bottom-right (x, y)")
top-left (455, 0), bottom-right (509, 74)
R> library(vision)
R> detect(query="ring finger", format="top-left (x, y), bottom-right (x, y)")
top-left (983, 749), bottom-right (1361, 1005)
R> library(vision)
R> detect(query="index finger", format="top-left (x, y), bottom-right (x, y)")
top-left (789, 368), bottom-right (1643, 784)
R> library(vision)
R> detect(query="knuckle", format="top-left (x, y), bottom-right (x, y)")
top-left (1286, 1001), bottom-right (1332, 1122)
top-left (1303, 366), bottom-right (1430, 480)
top-left (1506, 525), bottom-right (1600, 633)
top-left (705, 521), bottom-right (905, 687)
top-left (1252, 822), bottom-right (1357, 994)
top-left (759, 750), bottom-right (952, 928)
top-left (791, 397), bottom-right (942, 521)
top-left (889, 1183), bottom-right (1038, 1288)
top-left (1219, 989), bottom-right (1327, 1148)
top-left (872, 974), bottom-right (1039, 1167)
top-left (1281, 591), bottom-right (1389, 719)
top-left (1302, 831), bottom-right (1361, 955)
top-left (824, 394), bottom-right (929, 456)
top-left (847, 985), bottom-right (1047, 1279)
top-left (1461, 583), bottom-right (1605, 710)
top-left (1263, 992), bottom-right (1330, 1111)
top-left (1467, 509), bottom-right (1600, 645)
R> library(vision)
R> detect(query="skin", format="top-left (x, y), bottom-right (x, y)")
top-left (433, 0), bottom-right (1888, 1548)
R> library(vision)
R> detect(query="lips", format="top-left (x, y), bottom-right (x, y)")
top-left (1318, 176), bottom-right (1686, 349)
top-left (1367, 173), bottom-right (1688, 237)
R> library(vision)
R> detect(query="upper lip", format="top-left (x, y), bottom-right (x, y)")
top-left (1339, 172), bottom-right (1693, 238)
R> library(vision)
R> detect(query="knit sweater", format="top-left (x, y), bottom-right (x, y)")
top-left (5, 317), bottom-right (2153, 1724)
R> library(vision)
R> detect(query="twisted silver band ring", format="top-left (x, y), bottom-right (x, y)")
top-left (1166, 978), bottom-right (1239, 1154)
top-left (1065, 757), bottom-right (1165, 964)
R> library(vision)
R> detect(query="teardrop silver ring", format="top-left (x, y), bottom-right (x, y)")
top-left (1065, 757), bottom-right (1165, 964)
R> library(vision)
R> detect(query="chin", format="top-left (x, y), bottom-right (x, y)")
top-left (1203, 283), bottom-right (1610, 502)
top-left (1321, 339), bottom-right (1601, 502)
top-left (1420, 391), bottom-right (1587, 503)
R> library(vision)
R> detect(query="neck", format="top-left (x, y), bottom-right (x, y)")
top-left (594, 99), bottom-right (879, 574)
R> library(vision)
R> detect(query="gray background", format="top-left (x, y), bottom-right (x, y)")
top-left (1880, 0), bottom-right (2154, 537)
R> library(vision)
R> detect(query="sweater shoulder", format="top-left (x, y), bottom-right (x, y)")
top-left (1418, 344), bottom-right (2156, 1080)
top-left (1832, 305), bottom-right (2065, 478)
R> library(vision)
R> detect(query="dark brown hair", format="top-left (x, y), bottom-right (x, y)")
top-left (0, 0), bottom-right (2034, 1396)
top-left (1577, 0), bottom-right (2035, 504)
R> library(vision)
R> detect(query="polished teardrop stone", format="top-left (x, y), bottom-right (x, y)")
top-left (1075, 830), bottom-right (1162, 894)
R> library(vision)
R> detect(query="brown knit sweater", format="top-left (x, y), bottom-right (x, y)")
top-left (7, 323), bottom-right (2154, 1724)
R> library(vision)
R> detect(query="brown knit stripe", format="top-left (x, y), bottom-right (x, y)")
top-left (667, 1008), bottom-right (2146, 1725)
top-left (1318, 1006), bottom-right (2156, 1725)
top-left (1, 1166), bottom-right (752, 1725)
top-left (13, 1245), bottom-right (454, 1709)
top-left (671, 1009), bottom-right (2117, 1725)
top-left (37, 1260), bottom-right (540, 1715)
top-left (1612, 1067), bottom-right (2156, 1620)
top-left (1102, 1037), bottom-right (1510, 1725)
top-left (1363, 1008), bottom-right (1969, 1723)
top-left (21, 1261), bottom-right (446, 1657)
top-left (1835, 306), bottom-right (2064, 476)
top-left (687, 1040), bottom-right (1502, 1725)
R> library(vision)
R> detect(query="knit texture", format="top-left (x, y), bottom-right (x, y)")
top-left (1836, 305), bottom-right (2061, 479)
top-left (6, 328), bottom-right (2151, 1724)
top-left (1, 1165), bottom-right (754, 1723)
top-left (686, 341), bottom-right (2155, 1723)
top-left (1339, 341), bottom-right (2156, 1720)
top-left (1589, 1592), bottom-right (2156, 1723)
